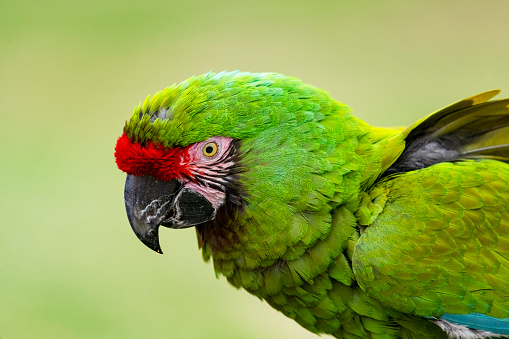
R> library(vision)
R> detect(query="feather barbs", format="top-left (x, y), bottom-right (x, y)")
top-left (115, 133), bottom-right (193, 181)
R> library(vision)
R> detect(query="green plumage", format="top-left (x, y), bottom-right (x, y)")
top-left (120, 71), bottom-right (509, 338)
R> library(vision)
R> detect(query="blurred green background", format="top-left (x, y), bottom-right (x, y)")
top-left (2, 0), bottom-right (509, 338)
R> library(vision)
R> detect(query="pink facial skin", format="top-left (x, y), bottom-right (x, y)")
top-left (181, 136), bottom-right (235, 209)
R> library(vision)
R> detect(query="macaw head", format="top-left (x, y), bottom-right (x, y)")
top-left (115, 71), bottom-right (362, 269)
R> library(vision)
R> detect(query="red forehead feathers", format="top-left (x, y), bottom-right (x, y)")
top-left (115, 134), bottom-right (193, 181)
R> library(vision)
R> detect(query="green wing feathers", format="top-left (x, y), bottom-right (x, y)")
top-left (353, 89), bottom-right (509, 323)
top-left (354, 160), bottom-right (509, 318)
top-left (402, 90), bottom-right (501, 137)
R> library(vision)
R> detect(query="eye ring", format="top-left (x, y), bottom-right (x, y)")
top-left (202, 142), bottom-right (218, 157)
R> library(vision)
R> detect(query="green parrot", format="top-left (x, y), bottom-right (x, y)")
top-left (115, 71), bottom-right (509, 338)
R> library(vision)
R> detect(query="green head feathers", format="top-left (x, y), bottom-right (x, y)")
top-left (121, 71), bottom-right (373, 284)
top-left (124, 71), bottom-right (353, 148)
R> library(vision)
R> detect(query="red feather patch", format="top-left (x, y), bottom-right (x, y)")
top-left (114, 133), bottom-right (193, 181)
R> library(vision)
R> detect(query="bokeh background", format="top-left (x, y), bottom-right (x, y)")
top-left (2, 1), bottom-right (509, 338)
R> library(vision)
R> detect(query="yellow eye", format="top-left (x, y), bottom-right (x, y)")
top-left (202, 142), bottom-right (218, 157)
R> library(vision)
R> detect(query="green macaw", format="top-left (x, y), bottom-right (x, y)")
top-left (115, 71), bottom-right (509, 338)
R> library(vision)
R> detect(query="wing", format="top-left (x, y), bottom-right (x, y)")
top-left (382, 90), bottom-right (509, 177)
top-left (352, 159), bottom-right (509, 331)
top-left (353, 90), bottom-right (509, 334)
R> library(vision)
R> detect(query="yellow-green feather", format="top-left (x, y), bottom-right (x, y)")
top-left (353, 160), bottom-right (509, 320)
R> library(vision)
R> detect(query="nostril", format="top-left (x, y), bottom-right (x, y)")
top-left (165, 209), bottom-right (175, 219)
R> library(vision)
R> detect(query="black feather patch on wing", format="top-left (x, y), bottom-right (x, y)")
top-left (383, 92), bottom-right (509, 177)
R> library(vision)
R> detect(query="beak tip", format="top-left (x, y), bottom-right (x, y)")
top-left (151, 243), bottom-right (164, 254)
top-left (140, 239), bottom-right (164, 254)
top-left (149, 245), bottom-right (164, 254)
top-left (139, 232), bottom-right (164, 254)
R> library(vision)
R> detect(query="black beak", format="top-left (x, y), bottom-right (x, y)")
top-left (124, 174), bottom-right (216, 253)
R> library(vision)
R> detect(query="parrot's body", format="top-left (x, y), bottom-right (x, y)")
top-left (115, 71), bottom-right (509, 338)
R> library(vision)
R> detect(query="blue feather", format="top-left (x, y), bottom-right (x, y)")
top-left (440, 313), bottom-right (509, 334)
